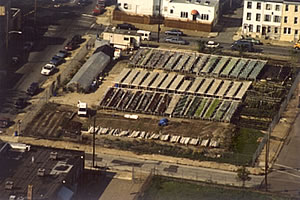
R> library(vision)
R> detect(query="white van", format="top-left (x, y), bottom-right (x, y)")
top-left (77, 101), bottom-right (88, 117)
top-left (137, 30), bottom-right (151, 41)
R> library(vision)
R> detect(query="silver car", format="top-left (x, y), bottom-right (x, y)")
top-left (165, 37), bottom-right (188, 45)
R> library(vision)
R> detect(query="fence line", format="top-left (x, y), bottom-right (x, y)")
top-left (251, 72), bottom-right (300, 166)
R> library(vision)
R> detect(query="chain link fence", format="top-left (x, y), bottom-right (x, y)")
top-left (251, 71), bottom-right (300, 166)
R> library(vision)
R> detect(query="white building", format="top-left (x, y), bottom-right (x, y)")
top-left (242, 0), bottom-right (283, 39)
top-left (162, 0), bottom-right (219, 27)
top-left (117, 0), bottom-right (160, 16)
top-left (116, 0), bottom-right (220, 31)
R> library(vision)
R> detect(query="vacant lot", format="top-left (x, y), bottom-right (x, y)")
top-left (140, 177), bottom-right (291, 200)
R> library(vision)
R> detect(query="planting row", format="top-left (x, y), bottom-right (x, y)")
top-left (130, 48), bottom-right (266, 80)
top-left (99, 88), bottom-right (240, 122)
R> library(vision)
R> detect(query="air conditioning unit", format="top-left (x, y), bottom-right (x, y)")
top-left (5, 181), bottom-right (14, 190)
top-left (37, 168), bottom-right (46, 177)
top-left (50, 152), bottom-right (58, 160)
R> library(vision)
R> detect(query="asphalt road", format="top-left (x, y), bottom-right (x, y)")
top-left (85, 152), bottom-right (264, 188)
top-left (268, 112), bottom-right (300, 197)
top-left (0, 1), bottom-right (99, 116)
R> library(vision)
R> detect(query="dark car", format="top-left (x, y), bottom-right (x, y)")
top-left (77, 0), bottom-right (89, 6)
top-left (50, 55), bottom-right (64, 66)
top-left (56, 50), bottom-right (69, 58)
top-left (71, 35), bottom-right (83, 44)
top-left (0, 117), bottom-right (10, 128)
top-left (64, 41), bottom-right (77, 51)
top-left (239, 37), bottom-right (262, 45)
top-left (15, 98), bottom-right (27, 109)
top-left (165, 37), bottom-right (188, 45)
top-left (26, 82), bottom-right (39, 96)
top-left (164, 29), bottom-right (183, 36)
top-left (116, 23), bottom-right (137, 30)
top-left (231, 40), bottom-right (254, 52)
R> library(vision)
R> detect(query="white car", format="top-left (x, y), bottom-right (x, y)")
top-left (41, 64), bottom-right (55, 75)
top-left (205, 41), bottom-right (220, 48)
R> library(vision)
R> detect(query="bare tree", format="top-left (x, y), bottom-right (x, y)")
top-left (236, 166), bottom-right (251, 187)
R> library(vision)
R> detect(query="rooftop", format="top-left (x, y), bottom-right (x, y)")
top-left (168, 0), bottom-right (219, 7)
top-left (0, 141), bottom-right (84, 199)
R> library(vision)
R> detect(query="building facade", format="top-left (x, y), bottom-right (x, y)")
top-left (242, 0), bottom-right (283, 40)
top-left (116, 0), bottom-right (220, 31)
top-left (0, 0), bottom-right (10, 67)
top-left (280, 0), bottom-right (300, 42)
top-left (242, 0), bottom-right (300, 41)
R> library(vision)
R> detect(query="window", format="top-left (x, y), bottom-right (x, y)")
top-left (285, 5), bottom-right (289, 11)
top-left (249, 24), bottom-right (253, 32)
top-left (295, 17), bottom-right (298, 24)
top-left (288, 28), bottom-right (291, 34)
top-left (181, 11), bottom-right (188, 18)
top-left (155, 5), bottom-right (159, 11)
top-left (118, 3), bottom-right (121, 6)
top-left (170, 9), bottom-right (173, 14)
top-left (266, 4), bottom-right (271, 10)
top-left (264, 15), bottom-right (271, 22)
top-left (124, 3), bottom-right (128, 9)
top-left (284, 16), bottom-right (288, 23)
top-left (295, 30), bottom-right (299, 35)
top-left (256, 25), bottom-right (261, 32)
top-left (247, 12), bottom-right (251, 20)
top-left (275, 5), bottom-right (280, 11)
top-left (274, 16), bottom-right (280, 23)
top-left (201, 14), bottom-right (209, 20)
top-left (256, 14), bottom-right (261, 21)
top-left (284, 27), bottom-right (287, 34)
top-left (275, 27), bottom-right (278, 34)
top-left (247, 2), bottom-right (252, 9)
top-left (124, 37), bottom-right (129, 41)
top-left (284, 27), bottom-right (291, 34)
top-left (296, 5), bottom-right (298, 12)
top-left (257, 2), bottom-right (261, 9)
top-left (267, 26), bottom-right (271, 33)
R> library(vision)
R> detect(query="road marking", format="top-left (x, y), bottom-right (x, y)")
top-left (82, 13), bottom-right (95, 18)
top-left (90, 23), bottom-right (95, 29)
top-left (274, 170), bottom-right (300, 179)
top-left (274, 163), bottom-right (298, 171)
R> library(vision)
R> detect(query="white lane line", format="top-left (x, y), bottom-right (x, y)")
top-left (90, 23), bottom-right (95, 29)
top-left (274, 163), bottom-right (298, 170)
top-left (82, 13), bottom-right (95, 18)
top-left (274, 170), bottom-right (300, 179)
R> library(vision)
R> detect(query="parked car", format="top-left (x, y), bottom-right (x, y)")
top-left (56, 50), bottom-right (69, 58)
top-left (15, 98), bottom-right (27, 109)
top-left (116, 23), bottom-right (137, 30)
top-left (0, 117), bottom-right (10, 128)
top-left (205, 41), bottom-right (220, 48)
top-left (23, 41), bottom-right (34, 51)
top-left (165, 37), bottom-right (188, 45)
top-left (50, 55), bottom-right (64, 66)
top-left (77, 0), bottom-right (89, 6)
top-left (164, 29), bottom-right (183, 36)
top-left (64, 41), bottom-right (77, 51)
top-left (26, 82), bottom-right (39, 96)
top-left (41, 64), bottom-right (56, 76)
top-left (71, 35), bottom-right (83, 44)
top-left (231, 40), bottom-right (254, 52)
top-left (239, 37), bottom-right (262, 45)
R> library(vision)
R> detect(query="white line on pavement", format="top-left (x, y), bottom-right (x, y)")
top-left (81, 13), bottom-right (95, 18)
top-left (274, 170), bottom-right (300, 179)
top-left (274, 163), bottom-right (298, 171)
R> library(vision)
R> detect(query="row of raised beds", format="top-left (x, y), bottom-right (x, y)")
top-left (99, 88), bottom-right (239, 122)
top-left (129, 48), bottom-right (266, 80)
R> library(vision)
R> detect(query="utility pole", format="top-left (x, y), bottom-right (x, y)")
top-left (157, 0), bottom-right (161, 43)
top-left (265, 128), bottom-right (270, 191)
top-left (92, 116), bottom-right (96, 168)
top-left (34, 0), bottom-right (37, 28)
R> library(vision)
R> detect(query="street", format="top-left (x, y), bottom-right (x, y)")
top-left (85, 152), bottom-right (264, 188)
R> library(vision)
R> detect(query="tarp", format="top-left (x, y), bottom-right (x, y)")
top-left (57, 186), bottom-right (74, 200)
top-left (67, 51), bottom-right (110, 92)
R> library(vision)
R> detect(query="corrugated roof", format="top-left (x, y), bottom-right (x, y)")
top-left (67, 51), bottom-right (110, 92)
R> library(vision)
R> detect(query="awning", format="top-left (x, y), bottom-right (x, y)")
top-left (191, 10), bottom-right (199, 15)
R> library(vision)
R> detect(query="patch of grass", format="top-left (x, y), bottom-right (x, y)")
top-left (204, 99), bottom-right (220, 119)
top-left (194, 99), bottom-right (207, 117)
top-left (141, 176), bottom-right (291, 200)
